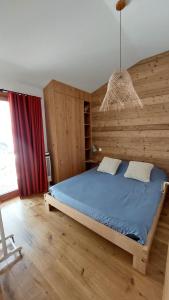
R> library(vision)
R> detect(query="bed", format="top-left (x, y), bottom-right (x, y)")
top-left (44, 161), bottom-right (168, 274)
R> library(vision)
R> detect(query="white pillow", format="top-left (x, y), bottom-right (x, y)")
top-left (97, 157), bottom-right (122, 175)
top-left (124, 161), bottom-right (154, 183)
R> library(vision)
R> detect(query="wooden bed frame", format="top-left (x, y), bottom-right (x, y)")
top-left (44, 182), bottom-right (169, 275)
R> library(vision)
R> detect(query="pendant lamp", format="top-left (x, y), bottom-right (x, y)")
top-left (100, 0), bottom-right (143, 112)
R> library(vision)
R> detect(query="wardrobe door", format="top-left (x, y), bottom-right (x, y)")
top-left (53, 92), bottom-right (85, 182)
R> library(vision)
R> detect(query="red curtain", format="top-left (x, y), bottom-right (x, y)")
top-left (8, 92), bottom-right (48, 197)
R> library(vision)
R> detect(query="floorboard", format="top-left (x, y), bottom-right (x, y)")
top-left (0, 194), bottom-right (169, 300)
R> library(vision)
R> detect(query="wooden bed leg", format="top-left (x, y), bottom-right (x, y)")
top-left (44, 195), bottom-right (59, 212)
top-left (46, 202), bottom-right (53, 211)
top-left (133, 255), bottom-right (148, 275)
top-left (45, 202), bottom-right (58, 212)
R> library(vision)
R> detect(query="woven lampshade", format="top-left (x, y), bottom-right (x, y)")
top-left (100, 70), bottom-right (143, 111)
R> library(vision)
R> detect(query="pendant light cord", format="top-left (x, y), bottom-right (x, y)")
top-left (120, 10), bottom-right (122, 72)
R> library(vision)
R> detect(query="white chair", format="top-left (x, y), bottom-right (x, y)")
top-left (0, 207), bottom-right (22, 265)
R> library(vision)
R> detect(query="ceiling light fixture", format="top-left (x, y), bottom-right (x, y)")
top-left (100, 0), bottom-right (143, 111)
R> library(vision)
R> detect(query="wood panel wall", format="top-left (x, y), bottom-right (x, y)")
top-left (91, 51), bottom-right (169, 174)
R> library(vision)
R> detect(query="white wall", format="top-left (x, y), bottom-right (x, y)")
top-left (0, 79), bottom-right (48, 152)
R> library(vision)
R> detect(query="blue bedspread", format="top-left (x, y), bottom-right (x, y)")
top-left (49, 161), bottom-right (167, 244)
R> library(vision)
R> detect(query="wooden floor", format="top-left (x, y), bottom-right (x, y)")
top-left (0, 195), bottom-right (169, 300)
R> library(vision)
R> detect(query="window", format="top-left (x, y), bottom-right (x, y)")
top-left (0, 99), bottom-right (18, 195)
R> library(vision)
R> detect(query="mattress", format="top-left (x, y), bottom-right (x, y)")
top-left (49, 161), bottom-right (167, 244)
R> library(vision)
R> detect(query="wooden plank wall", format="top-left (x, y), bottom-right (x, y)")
top-left (91, 51), bottom-right (169, 174)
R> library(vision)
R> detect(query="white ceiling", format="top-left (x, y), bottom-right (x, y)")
top-left (0, 0), bottom-right (169, 93)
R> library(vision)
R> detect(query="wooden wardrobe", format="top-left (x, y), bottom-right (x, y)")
top-left (44, 80), bottom-right (91, 183)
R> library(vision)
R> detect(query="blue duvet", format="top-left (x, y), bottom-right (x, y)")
top-left (49, 161), bottom-right (167, 244)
